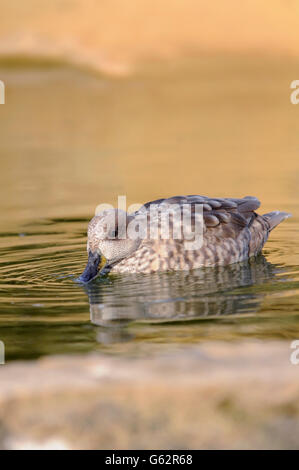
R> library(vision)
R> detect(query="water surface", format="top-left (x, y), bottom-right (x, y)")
top-left (0, 57), bottom-right (298, 360)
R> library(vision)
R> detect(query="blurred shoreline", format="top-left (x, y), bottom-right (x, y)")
top-left (1, 340), bottom-right (299, 450)
top-left (1, 0), bottom-right (299, 75)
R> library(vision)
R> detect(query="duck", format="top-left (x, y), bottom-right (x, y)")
top-left (78, 195), bottom-right (291, 282)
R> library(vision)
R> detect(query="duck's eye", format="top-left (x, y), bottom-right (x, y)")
top-left (109, 228), bottom-right (118, 239)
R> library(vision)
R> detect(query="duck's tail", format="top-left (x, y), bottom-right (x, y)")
top-left (263, 211), bottom-right (292, 231)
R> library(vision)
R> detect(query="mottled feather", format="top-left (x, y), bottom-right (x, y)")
top-left (110, 195), bottom-right (289, 273)
top-left (82, 195), bottom-right (291, 277)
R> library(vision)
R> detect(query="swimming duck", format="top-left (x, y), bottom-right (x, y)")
top-left (78, 195), bottom-right (291, 282)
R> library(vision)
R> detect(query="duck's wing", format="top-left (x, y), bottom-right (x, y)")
top-left (199, 195), bottom-right (261, 237)
top-left (195, 196), bottom-right (266, 262)
top-left (138, 195), bottom-right (266, 266)
top-left (140, 194), bottom-right (261, 234)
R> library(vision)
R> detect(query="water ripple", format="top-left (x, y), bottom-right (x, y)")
top-left (0, 217), bottom-right (298, 360)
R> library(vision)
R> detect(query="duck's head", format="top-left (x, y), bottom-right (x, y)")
top-left (77, 209), bottom-right (142, 282)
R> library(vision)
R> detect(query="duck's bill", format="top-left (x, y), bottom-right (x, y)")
top-left (77, 251), bottom-right (101, 283)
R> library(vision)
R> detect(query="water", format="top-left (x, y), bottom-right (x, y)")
top-left (0, 56), bottom-right (298, 361)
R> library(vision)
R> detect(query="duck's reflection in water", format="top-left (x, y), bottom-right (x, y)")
top-left (81, 256), bottom-right (281, 344)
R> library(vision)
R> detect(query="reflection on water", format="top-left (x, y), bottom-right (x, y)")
top-left (87, 257), bottom-right (275, 326)
top-left (0, 57), bottom-right (298, 360)
top-left (85, 256), bottom-right (278, 344)
top-left (0, 215), bottom-right (298, 360)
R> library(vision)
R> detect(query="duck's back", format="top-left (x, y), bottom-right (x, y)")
top-left (111, 195), bottom-right (290, 273)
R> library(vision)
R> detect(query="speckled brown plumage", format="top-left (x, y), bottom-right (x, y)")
top-left (79, 195), bottom-right (291, 281)
top-left (109, 195), bottom-right (290, 274)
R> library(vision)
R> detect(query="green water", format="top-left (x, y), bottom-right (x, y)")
top-left (0, 57), bottom-right (298, 361)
